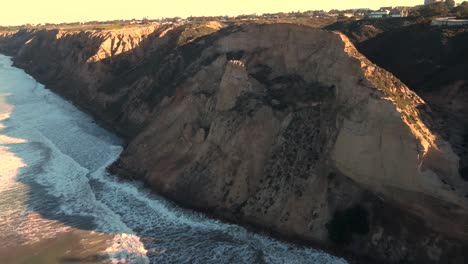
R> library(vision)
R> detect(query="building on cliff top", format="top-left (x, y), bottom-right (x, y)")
top-left (431, 17), bottom-right (468, 26)
top-left (367, 10), bottom-right (390, 19)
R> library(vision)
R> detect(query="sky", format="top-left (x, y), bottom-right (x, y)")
top-left (0, 0), bottom-right (453, 26)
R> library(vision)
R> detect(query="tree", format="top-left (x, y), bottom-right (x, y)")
top-left (419, 2), bottom-right (450, 17)
top-left (453, 1), bottom-right (468, 18)
top-left (445, 0), bottom-right (456, 9)
top-left (409, 9), bottom-right (421, 17)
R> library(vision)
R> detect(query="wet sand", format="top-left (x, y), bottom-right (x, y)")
top-left (0, 229), bottom-right (113, 264)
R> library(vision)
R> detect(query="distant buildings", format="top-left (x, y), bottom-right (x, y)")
top-left (366, 6), bottom-right (410, 19)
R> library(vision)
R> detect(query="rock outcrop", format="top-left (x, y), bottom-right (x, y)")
top-left (1, 23), bottom-right (467, 263)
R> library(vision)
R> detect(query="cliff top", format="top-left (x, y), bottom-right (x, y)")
top-left (0, 17), bottom-right (341, 34)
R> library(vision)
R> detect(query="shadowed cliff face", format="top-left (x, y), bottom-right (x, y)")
top-left (1, 23), bottom-right (468, 263)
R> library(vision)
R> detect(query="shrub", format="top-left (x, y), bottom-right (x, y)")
top-left (453, 1), bottom-right (468, 18)
top-left (445, 0), bottom-right (456, 9)
top-left (419, 2), bottom-right (449, 17)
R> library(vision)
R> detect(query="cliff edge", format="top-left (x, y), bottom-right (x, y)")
top-left (1, 23), bottom-right (467, 263)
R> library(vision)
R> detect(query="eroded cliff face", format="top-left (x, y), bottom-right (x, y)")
top-left (1, 23), bottom-right (467, 263)
top-left (328, 19), bottom-right (468, 187)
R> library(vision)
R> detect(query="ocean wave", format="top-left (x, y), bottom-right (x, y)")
top-left (0, 54), bottom-right (149, 263)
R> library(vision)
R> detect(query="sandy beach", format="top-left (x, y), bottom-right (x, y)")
top-left (0, 229), bottom-right (113, 264)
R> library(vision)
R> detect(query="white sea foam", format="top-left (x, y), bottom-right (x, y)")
top-left (0, 54), bottom-right (149, 263)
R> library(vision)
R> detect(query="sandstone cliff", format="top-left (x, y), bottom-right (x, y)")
top-left (1, 23), bottom-right (467, 263)
top-left (329, 19), bottom-right (468, 189)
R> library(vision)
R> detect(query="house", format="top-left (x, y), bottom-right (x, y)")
top-left (367, 10), bottom-right (390, 19)
top-left (431, 17), bottom-right (468, 26)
